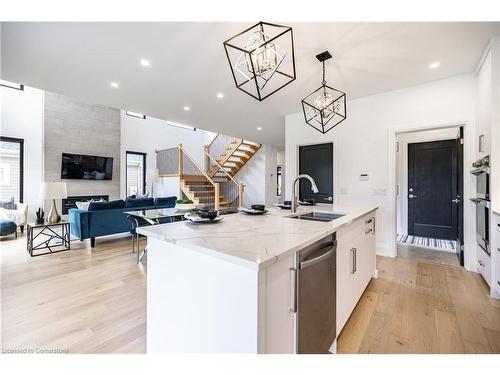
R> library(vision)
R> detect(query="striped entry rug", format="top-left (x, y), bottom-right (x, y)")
top-left (397, 234), bottom-right (457, 252)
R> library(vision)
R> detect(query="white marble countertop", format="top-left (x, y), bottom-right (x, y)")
top-left (137, 204), bottom-right (378, 270)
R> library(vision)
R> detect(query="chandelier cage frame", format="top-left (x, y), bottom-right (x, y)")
top-left (301, 51), bottom-right (347, 134)
top-left (223, 21), bottom-right (296, 101)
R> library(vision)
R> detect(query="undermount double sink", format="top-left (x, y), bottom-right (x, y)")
top-left (289, 211), bottom-right (346, 222)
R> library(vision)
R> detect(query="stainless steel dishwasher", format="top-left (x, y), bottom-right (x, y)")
top-left (293, 233), bottom-right (337, 354)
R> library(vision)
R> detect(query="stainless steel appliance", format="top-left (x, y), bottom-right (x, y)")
top-left (471, 198), bottom-right (490, 255)
top-left (293, 234), bottom-right (336, 353)
top-left (471, 155), bottom-right (490, 255)
top-left (472, 155), bottom-right (490, 200)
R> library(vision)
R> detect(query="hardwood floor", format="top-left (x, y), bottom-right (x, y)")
top-left (397, 243), bottom-right (461, 267)
top-left (2, 233), bottom-right (500, 354)
top-left (337, 255), bottom-right (500, 353)
top-left (1, 233), bottom-right (147, 354)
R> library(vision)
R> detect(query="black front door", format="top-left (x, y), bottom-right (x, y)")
top-left (408, 140), bottom-right (458, 239)
top-left (298, 143), bottom-right (333, 203)
top-left (456, 127), bottom-right (464, 265)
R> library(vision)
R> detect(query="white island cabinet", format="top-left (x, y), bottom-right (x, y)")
top-left (139, 205), bottom-right (378, 353)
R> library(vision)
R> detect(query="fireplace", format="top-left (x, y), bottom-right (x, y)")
top-left (62, 195), bottom-right (109, 214)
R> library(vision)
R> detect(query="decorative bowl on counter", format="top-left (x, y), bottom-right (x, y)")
top-left (241, 207), bottom-right (269, 215)
top-left (184, 212), bottom-right (223, 224)
top-left (175, 199), bottom-right (196, 211)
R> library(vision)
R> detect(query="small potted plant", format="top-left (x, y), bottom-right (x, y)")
top-left (175, 199), bottom-right (196, 211)
top-left (35, 208), bottom-right (45, 224)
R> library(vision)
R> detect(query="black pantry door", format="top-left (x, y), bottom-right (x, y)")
top-left (298, 143), bottom-right (333, 203)
top-left (408, 140), bottom-right (458, 240)
top-left (456, 127), bottom-right (464, 265)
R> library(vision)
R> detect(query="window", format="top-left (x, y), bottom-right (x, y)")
top-left (277, 165), bottom-right (282, 197)
top-left (126, 111), bottom-right (146, 119)
top-left (126, 151), bottom-right (146, 197)
top-left (0, 137), bottom-right (24, 202)
top-left (0, 80), bottom-right (24, 91)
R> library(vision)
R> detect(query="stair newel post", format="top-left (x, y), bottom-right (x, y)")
top-left (203, 145), bottom-right (210, 174)
top-left (178, 144), bottom-right (183, 177)
top-left (239, 184), bottom-right (245, 208)
top-left (214, 183), bottom-right (220, 210)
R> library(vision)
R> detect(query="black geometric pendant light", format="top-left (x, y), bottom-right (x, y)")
top-left (223, 22), bottom-right (296, 101)
top-left (301, 51), bottom-right (346, 134)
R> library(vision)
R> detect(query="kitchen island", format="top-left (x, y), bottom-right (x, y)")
top-left (137, 204), bottom-right (378, 353)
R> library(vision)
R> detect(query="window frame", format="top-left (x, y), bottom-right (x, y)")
top-left (0, 136), bottom-right (24, 203)
top-left (125, 151), bottom-right (147, 196)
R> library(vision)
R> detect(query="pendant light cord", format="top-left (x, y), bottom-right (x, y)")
top-left (322, 61), bottom-right (326, 86)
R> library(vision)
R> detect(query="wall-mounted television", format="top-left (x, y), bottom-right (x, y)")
top-left (61, 153), bottom-right (113, 180)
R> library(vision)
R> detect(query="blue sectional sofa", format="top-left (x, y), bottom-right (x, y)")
top-left (68, 196), bottom-right (176, 247)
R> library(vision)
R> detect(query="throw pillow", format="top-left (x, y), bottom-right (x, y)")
top-left (0, 197), bottom-right (15, 210)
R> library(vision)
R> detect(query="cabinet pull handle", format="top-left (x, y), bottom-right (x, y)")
top-left (350, 248), bottom-right (357, 274)
top-left (354, 248), bottom-right (357, 273)
top-left (365, 228), bottom-right (372, 234)
top-left (365, 218), bottom-right (373, 224)
top-left (478, 259), bottom-right (485, 267)
top-left (289, 268), bottom-right (297, 313)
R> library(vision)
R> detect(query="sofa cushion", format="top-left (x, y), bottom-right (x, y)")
top-left (88, 199), bottom-right (125, 211)
top-left (125, 197), bottom-right (154, 208)
top-left (0, 197), bottom-right (15, 210)
top-left (154, 196), bottom-right (177, 208)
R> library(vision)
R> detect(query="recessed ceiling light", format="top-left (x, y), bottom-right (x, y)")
top-left (257, 127), bottom-right (262, 131)
top-left (183, 106), bottom-right (190, 111)
top-left (110, 82), bottom-right (119, 88)
top-left (217, 92), bottom-right (224, 99)
top-left (140, 59), bottom-right (150, 67)
top-left (428, 62), bottom-right (440, 69)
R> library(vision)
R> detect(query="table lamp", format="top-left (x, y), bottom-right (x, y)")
top-left (40, 182), bottom-right (67, 223)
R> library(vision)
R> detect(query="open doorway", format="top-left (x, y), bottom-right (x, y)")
top-left (396, 126), bottom-right (464, 267)
top-left (126, 151), bottom-right (147, 197)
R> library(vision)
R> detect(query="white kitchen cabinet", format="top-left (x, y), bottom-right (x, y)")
top-left (336, 212), bottom-right (377, 334)
top-left (493, 218), bottom-right (500, 297)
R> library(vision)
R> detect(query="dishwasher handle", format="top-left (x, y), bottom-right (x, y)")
top-left (298, 241), bottom-right (335, 269)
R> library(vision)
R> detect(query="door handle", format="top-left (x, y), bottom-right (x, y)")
top-left (324, 196), bottom-right (333, 201)
top-left (452, 198), bottom-right (461, 203)
top-left (298, 243), bottom-right (335, 269)
top-left (409, 194), bottom-right (417, 199)
top-left (350, 248), bottom-right (357, 274)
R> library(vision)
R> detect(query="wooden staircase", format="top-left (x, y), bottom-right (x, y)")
top-left (206, 138), bottom-right (261, 180)
top-left (155, 139), bottom-right (254, 210)
top-left (179, 176), bottom-right (230, 207)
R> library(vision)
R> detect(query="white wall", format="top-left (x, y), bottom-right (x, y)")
top-left (396, 127), bottom-right (460, 236)
top-left (264, 145), bottom-right (277, 207)
top-left (285, 73), bottom-right (477, 265)
top-left (237, 145), bottom-right (277, 208)
top-left (277, 148), bottom-right (285, 202)
top-left (120, 112), bottom-right (212, 199)
top-left (1, 85), bottom-right (44, 221)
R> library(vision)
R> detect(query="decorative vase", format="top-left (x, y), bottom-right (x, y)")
top-left (47, 199), bottom-right (61, 224)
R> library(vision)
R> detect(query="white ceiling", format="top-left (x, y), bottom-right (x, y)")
top-left (2, 22), bottom-right (499, 145)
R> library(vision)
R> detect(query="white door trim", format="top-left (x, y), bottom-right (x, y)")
top-left (387, 120), bottom-right (476, 271)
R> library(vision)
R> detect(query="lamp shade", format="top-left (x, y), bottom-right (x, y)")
top-left (147, 168), bottom-right (159, 182)
top-left (40, 182), bottom-right (67, 200)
